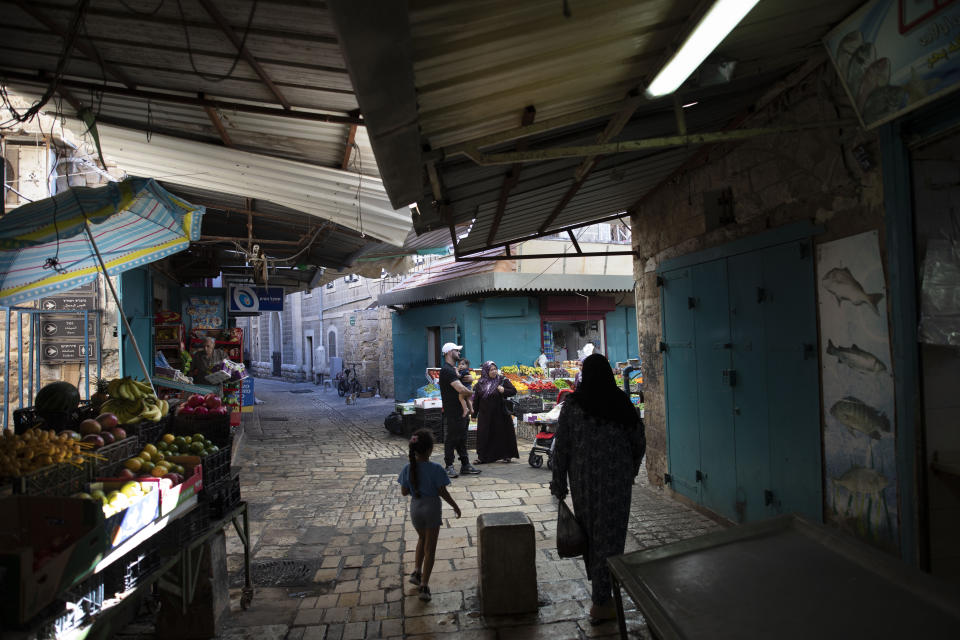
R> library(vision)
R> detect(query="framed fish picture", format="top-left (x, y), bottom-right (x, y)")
top-left (816, 230), bottom-right (899, 551)
top-left (823, 0), bottom-right (960, 129)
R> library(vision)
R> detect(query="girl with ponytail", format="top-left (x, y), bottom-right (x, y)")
top-left (398, 428), bottom-right (461, 601)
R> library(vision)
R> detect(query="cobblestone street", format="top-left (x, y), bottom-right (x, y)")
top-left (220, 378), bottom-right (722, 640)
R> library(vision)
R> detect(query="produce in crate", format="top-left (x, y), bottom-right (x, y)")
top-left (99, 377), bottom-right (169, 424)
top-left (74, 480), bottom-right (159, 517)
top-left (119, 432), bottom-right (218, 485)
top-left (177, 393), bottom-right (229, 416)
top-left (0, 428), bottom-right (105, 477)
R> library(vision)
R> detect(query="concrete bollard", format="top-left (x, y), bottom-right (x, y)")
top-left (477, 512), bottom-right (538, 615)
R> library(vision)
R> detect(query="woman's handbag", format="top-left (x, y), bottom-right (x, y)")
top-left (503, 396), bottom-right (519, 417)
top-left (556, 499), bottom-right (588, 558)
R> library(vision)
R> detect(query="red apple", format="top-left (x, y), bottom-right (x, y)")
top-left (186, 394), bottom-right (205, 408)
top-left (204, 395), bottom-right (222, 410)
top-left (194, 406), bottom-right (209, 417)
top-left (96, 413), bottom-right (119, 429)
top-left (117, 468), bottom-right (135, 480)
top-left (100, 431), bottom-right (116, 445)
top-left (110, 427), bottom-right (127, 440)
top-left (179, 405), bottom-right (196, 415)
top-left (215, 406), bottom-right (229, 416)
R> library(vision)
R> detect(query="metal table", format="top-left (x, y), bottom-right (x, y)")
top-left (607, 515), bottom-right (960, 640)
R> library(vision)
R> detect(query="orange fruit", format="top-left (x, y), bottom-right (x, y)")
top-left (137, 451), bottom-right (152, 462)
top-left (150, 466), bottom-right (167, 477)
top-left (153, 452), bottom-right (165, 462)
top-left (143, 444), bottom-right (158, 456)
top-left (162, 433), bottom-right (175, 444)
top-left (124, 458), bottom-right (142, 472)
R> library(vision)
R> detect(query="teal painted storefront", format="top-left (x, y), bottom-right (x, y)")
top-left (391, 297), bottom-right (637, 402)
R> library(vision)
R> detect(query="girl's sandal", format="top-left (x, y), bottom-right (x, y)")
top-left (588, 603), bottom-right (617, 626)
top-left (418, 585), bottom-right (432, 602)
top-left (409, 570), bottom-right (422, 586)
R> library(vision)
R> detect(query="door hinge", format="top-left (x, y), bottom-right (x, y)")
top-left (656, 275), bottom-right (664, 287)
top-left (664, 473), bottom-right (672, 484)
top-left (688, 296), bottom-right (696, 309)
top-left (695, 469), bottom-right (704, 482)
top-left (722, 369), bottom-right (737, 387)
top-left (659, 341), bottom-right (668, 353)
top-left (756, 287), bottom-right (766, 303)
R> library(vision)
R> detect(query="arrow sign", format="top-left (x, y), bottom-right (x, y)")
top-left (43, 322), bottom-right (58, 336)
top-left (43, 300), bottom-right (57, 310)
top-left (45, 346), bottom-right (58, 357)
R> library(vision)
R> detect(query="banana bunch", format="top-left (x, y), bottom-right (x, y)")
top-left (101, 377), bottom-right (169, 423)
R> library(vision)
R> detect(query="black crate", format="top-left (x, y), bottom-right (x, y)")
top-left (93, 436), bottom-right (142, 478)
top-left (42, 572), bottom-right (105, 637)
top-left (12, 401), bottom-right (97, 435)
top-left (205, 470), bottom-right (242, 519)
top-left (171, 412), bottom-right (231, 446)
top-left (8, 461), bottom-right (91, 497)
top-left (401, 413), bottom-right (417, 436)
top-left (103, 536), bottom-right (170, 595)
top-left (414, 406), bottom-right (443, 425)
top-left (127, 419), bottom-right (164, 447)
top-left (199, 444), bottom-right (232, 491)
top-left (168, 505), bottom-right (212, 547)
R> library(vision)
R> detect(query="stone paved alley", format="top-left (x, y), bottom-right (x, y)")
top-left (212, 378), bottom-right (722, 640)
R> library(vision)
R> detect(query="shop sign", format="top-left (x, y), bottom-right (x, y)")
top-left (228, 285), bottom-right (284, 312)
top-left (824, 0), bottom-right (960, 129)
top-left (350, 315), bottom-right (356, 326)
top-left (40, 315), bottom-right (98, 339)
top-left (40, 341), bottom-right (98, 363)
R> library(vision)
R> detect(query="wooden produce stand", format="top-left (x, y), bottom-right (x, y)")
top-left (0, 413), bottom-right (254, 639)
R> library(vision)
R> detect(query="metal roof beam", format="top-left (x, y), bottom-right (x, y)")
top-left (202, 101), bottom-right (235, 147)
top-left (10, 0), bottom-right (137, 89)
top-left (341, 123), bottom-right (358, 170)
top-left (488, 105), bottom-right (536, 247)
top-left (461, 119), bottom-right (857, 166)
top-left (455, 250), bottom-right (635, 261)
top-left (1, 70), bottom-right (363, 125)
top-left (197, 0), bottom-right (291, 110)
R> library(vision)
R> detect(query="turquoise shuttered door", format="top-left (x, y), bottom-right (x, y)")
top-left (662, 268), bottom-right (701, 502)
top-left (662, 240), bottom-right (821, 523)
top-left (761, 241), bottom-right (822, 522)
top-left (118, 267), bottom-right (153, 380)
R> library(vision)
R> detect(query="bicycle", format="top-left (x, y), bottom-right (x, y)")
top-left (337, 364), bottom-right (363, 397)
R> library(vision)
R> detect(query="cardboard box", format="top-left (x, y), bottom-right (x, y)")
top-left (414, 397), bottom-right (442, 409)
top-left (140, 457), bottom-right (203, 516)
top-left (0, 496), bottom-right (108, 625)
top-left (90, 482), bottom-right (161, 549)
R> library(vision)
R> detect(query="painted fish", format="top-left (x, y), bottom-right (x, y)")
top-left (829, 396), bottom-right (891, 439)
top-left (822, 267), bottom-right (883, 313)
top-left (835, 31), bottom-right (862, 81)
top-left (834, 465), bottom-right (888, 495)
top-left (846, 42), bottom-right (876, 98)
top-left (862, 85), bottom-right (906, 124)
top-left (826, 339), bottom-right (887, 373)
top-left (856, 58), bottom-right (891, 113)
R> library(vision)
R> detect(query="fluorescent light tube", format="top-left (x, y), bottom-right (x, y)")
top-left (645, 0), bottom-right (760, 98)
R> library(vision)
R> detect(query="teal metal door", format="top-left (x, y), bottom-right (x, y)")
top-left (761, 241), bottom-right (822, 521)
top-left (662, 238), bottom-right (822, 524)
top-left (691, 261), bottom-right (737, 521)
top-left (119, 267), bottom-right (153, 380)
top-left (661, 268), bottom-right (700, 502)
top-left (728, 252), bottom-right (772, 523)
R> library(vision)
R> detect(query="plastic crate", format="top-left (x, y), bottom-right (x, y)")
top-left (198, 445), bottom-right (231, 490)
top-left (414, 406), bottom-right (443, 425)
top-left (41, 573), bottom-right (105, 637)
top-left (205, 470), bottom-right (242, 519)
top-left (169, 505), bottom-right (211, 547)
top-left (401, 413), bottom-right (417, 436)
top-left (12, 402), bottom-right (97, 435)
top-left (171, 412), bottom-right (231, 446)
top-left (103, 536), bottom-right (170, 595)
top-left (93, 436), bottom-right (142, 478)
top-left (127, 419), bottom-right (164, 448)
top-left (7, 461), bottom-right (91, 497)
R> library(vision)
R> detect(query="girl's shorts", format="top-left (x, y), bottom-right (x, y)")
top-left (410, 495), bottom-right (442, 529)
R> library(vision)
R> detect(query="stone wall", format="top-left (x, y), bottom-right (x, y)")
top-left (631, 66), bottom-right (886, 489)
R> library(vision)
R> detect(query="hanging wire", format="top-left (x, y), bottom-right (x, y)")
top-left (350, 141), bottom-right (364, 237)
top-left (1, 0), bottom-right (91, 127)
top-left (117, 0), bottom-right (166, 17)
top-left (175, 0), bottom-right (259, 83)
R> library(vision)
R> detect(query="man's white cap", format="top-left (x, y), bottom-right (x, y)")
top-left (441, 342), bottom-right (463, 355)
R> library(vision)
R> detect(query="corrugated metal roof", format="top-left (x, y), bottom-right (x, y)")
top-left (378, 272), bottom-right (634, 306)
top-left (386, 249), bottom-right (510, 292)
top-left (339, 0), bottom-right (866, 252)
top-left (0, 0), bottom-right (394, 266)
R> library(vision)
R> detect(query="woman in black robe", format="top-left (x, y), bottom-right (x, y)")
top-left (550, 353), bottom-right (645, 623)
top-left (471, 361), bottom-right (519, 463)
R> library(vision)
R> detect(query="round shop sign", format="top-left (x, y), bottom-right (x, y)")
top-left (231, 286), bottom-right (260, 312)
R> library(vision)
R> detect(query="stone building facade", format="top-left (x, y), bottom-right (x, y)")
top-left (630, 65), bottom-right (885, 491)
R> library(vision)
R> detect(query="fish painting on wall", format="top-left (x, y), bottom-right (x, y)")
top-left (817, 231), bottom-right (898, 550)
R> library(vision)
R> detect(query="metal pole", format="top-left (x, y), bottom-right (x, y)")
top-left (96, 310), bottom-right (102, 388)
top-left (83, 309), bottom-right (90, 401)
top-left (83, 220), bottom-right (154, 391)
top-left (4, 308), bottom-right (10, 431)
top-left (17, 310), bottom-right (23, 409)
top-left (28, 310), bottom-right (34, 407)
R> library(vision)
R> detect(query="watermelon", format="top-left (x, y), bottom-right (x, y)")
top-left (35, 381), bottom-right (81, 415)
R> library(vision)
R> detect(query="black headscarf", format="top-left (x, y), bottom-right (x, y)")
top-left (568, 353), bottom-right (639, 428)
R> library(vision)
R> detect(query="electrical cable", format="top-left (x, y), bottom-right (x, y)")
top-left (175, 0), bottom-right (258, 83)
top-left (520, 225), bottom-right (590, 289)
top-left (117, 0), bottom-right (165, 17)
top-left (351, 141), bottom-right (364, 237)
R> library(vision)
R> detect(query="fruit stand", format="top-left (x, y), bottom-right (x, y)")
top-left (0, 378), bottom-right (253, 638)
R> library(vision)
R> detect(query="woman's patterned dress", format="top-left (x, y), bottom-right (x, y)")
top-left (550, 399), bottom-right (645, 605)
